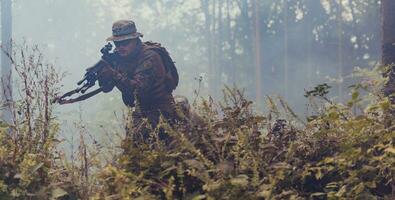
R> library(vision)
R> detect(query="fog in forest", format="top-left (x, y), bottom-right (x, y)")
top-left (2, 0), bottom-right (382, 150)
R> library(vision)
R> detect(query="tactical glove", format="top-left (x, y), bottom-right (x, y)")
top-left (97, 65), bottom-right (117, 93)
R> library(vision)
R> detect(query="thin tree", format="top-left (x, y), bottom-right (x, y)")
top-left (211, 0), bottom-right (218, 96)
top-left (283, 0), bottom-right (289, 99)
top-left (216, 0), bottom-right (223, 91)
top-left (252, 0), bottom-right (262, 103)
top-left (225, 0), bottom-right (236, 84)
top-left (337, 1), bottom-right (344, 102)
top-left (1, 0), bottom-right (13, 124)
top-left (381, 0), bottom-right (395, 101)
top-left (201, 0), bottom-right (215, 95)
top-left (305, 0), bottom-right (313, 87)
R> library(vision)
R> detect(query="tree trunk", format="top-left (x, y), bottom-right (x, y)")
top-left (211, 0), bottom-right (218, 96)
top-left (1, 0), bottom-right (13, 124)
top-left (201, 0), bottom-right (214, 95)
top-left (283, 0), bottom-right (289, 99)
top-left (381, 0), bottom-right (395, 99)
top-left (252, 0), bottom-right (262, 103)
top-left (216, 0), bottom-right (223, 91)
top-left (381, 0), bottom-right (395, 65)
top-left (337, 1), bottom-right (344, 102)
top-left (235, 0), bottom-right (254, 95)
top-left (306, 2), bottom-right (313, 87)
top-left (226, 0), bottom-right (236, 84)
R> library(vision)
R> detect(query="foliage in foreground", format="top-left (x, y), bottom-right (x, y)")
top-left (0, 44), bottom-right (94, 200)
top-left (0, 45), bottom-right (394, 199)
top-left (95, 78), bottom-right (394, 199)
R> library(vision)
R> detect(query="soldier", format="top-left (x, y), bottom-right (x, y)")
top-left (97, 20), bottom-right (179, 139)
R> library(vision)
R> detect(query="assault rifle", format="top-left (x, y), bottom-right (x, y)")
top-left (53, 43), bottom-right (118, 104)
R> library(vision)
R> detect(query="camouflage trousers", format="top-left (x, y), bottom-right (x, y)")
top-left (126, 97), bottom-right (180, 143)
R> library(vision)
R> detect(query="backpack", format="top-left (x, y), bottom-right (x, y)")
top-left (144, 41), bottom-right (179, 92)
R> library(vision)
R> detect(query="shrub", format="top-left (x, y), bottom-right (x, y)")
top-left (95, 78), bottom-right (394, 199)
top-left (1, 45), bottom-right (393, 199)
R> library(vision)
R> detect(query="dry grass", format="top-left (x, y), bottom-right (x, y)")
top-left (0, 44), bottom-right (394, 200)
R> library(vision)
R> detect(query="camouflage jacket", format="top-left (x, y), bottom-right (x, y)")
top-left (98, 42), bottom-right (173, 107)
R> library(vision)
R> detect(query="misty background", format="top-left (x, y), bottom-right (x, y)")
top-left (2, 0), bottom-right (382, 151)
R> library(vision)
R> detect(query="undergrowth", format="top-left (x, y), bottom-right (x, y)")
top-left (0, 44), bottom-right (394, 199)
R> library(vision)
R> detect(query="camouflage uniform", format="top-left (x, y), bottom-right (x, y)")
top-left (98, 20), bottom-right (179, 140)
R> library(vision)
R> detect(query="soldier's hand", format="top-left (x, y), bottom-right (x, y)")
top-left (97, 65), bottom-right (117, 92)
top-left (97, 65), bottom-right (113, 78)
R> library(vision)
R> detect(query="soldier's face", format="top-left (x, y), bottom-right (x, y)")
top-left (114, 39), bottom-right (138, 57)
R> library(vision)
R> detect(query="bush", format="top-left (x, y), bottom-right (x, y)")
top-left (95, 80), bottom-right (394, 199)
top-left (0, 44), bottom-right (75, 199)
top-left (0, 45), bottom-right (393, 199)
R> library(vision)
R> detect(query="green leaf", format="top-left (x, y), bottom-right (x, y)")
top-left (384, 147), bottom-right (395, 154)
top-left (323, 157), bottom-right (334, 164)
top-left (257, 184), bottom-right (273, 199)
top-left (315, 168), bottom-right (323, 180)
top-left (51, 187), bottom-right (68, 199)
top-left (352, 183), bottom-right (365, 195)
top-left (230, 175), bottom-right (249, 187)
top-left (336, 185), bottom-right (347, 197)
top-left (31, 162), bottom-right (44, 173)
top-left (365, 181), bottom-right (377, 189)
top-left (191, 194), bottom-right (206, 200)
top-left (310, 192), bottom-right (326, 198)
top-left (351, 90), bottom-right (359, 100)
